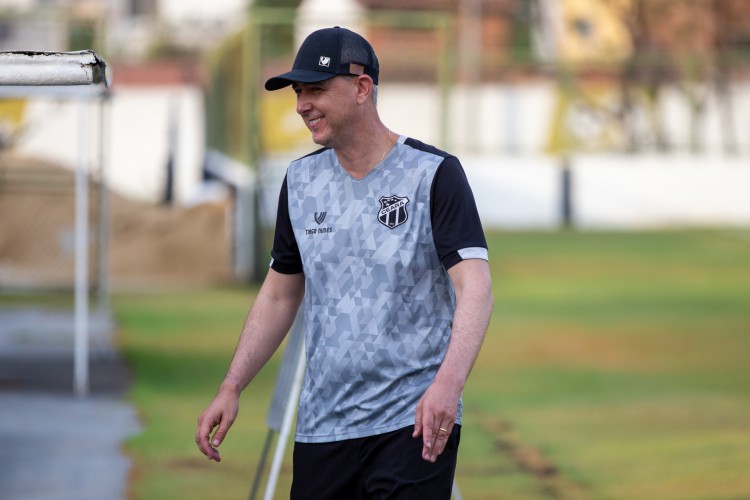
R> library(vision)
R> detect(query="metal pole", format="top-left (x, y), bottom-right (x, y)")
top-left (561, 156), bottom-right (573, 228)
top-left (248, 429), bottom-right (275, 500)
top-left (96, 96), bottom-right (110, 314)
top-left (0, 50), bottom-right (107, 395)
top-left (74, 98), bottom-right (90, 397)
top-left (437, 15), bottom-right (456, 150)
top-left (452, 482), bottom-right (463, 500)
top-left (459, 0), bottom-right (482, 152)
top-left (262, 346), bottom-right (306, 500)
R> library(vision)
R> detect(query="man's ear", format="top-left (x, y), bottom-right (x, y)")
top-left (355, 75), bottom-right (374, 105)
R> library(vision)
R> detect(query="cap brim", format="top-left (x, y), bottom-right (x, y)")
top-left (264, 69), bottom-right (338, 91)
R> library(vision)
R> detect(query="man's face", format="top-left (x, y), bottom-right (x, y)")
top-left (292, 76), bottom-right (359, 148)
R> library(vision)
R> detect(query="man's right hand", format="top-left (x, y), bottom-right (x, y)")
top-left (194, 271), bottom-right (305, 462)
top-left (195, 384), bottom-right (240, 462)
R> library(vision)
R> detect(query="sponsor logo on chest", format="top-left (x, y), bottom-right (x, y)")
top-left (305, 211), bottom-right (334, 236)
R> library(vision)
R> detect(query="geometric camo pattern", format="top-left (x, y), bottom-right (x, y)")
top-left (286, 136), bottom-right (462, 443)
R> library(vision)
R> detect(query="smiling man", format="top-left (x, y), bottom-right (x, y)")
top-left (196, 26), bottom-right (493, 499)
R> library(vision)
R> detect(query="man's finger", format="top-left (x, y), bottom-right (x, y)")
top-left (421, 412), bottom-right (436, 462)
top-left (431, 423), bottom-right (451, 458)
top-left (196, 413), bottom-right (223, 461)
top-left (196, 434), bottom-right (220, 461)
top-left (211, 418), bottom-right (232, 448)
top-left (412, 401), bottom-right (423, 438)
top-left (196, 418), bottom-right (212, 452)
top-left (436, 424), bottom-right (450, 439)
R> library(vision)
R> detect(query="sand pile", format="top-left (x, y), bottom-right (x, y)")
top-left (0, 153), bottom-right (232, 289)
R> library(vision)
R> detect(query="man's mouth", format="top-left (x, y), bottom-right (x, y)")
top-left (309, 117), bottom-right (323, 127)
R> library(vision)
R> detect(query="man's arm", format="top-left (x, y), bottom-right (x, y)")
top-left (196, 269), bottom-right (305, 462)
top-left (413, 258), bottom-right (493, 462)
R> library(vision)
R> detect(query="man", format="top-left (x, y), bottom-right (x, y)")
top-left (196, 26), bottom-right (493, 499)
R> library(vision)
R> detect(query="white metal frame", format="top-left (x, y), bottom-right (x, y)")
top-left (0, 50), bottom-right (110, 397)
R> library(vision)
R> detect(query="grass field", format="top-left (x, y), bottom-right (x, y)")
top-left (112, 230), bottom-right (750, 499)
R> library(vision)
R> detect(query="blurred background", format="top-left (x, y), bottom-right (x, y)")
top-left (1, 0), bottom-right (749, 289)
top-left (1, 1), bottom-right (749, 499)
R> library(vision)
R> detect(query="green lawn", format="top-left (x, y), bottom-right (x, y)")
top-left (113, 230), bottom-right (750, 499)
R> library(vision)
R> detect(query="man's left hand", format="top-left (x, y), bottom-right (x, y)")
top-left (412, 380), bottom-right (460, 463)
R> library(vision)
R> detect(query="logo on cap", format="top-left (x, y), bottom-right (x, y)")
top-left (319, 56), bottom-right (331, 67)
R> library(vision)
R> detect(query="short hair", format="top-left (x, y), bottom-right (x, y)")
top-left (342, 75), bottom-right (378, 107)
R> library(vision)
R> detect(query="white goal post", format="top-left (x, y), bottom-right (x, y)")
top-left (0, 50), bottom-right (107, 86)
top-left (0, 50), bottom-right (110, 397)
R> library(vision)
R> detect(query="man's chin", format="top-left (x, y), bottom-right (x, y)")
top-left (311, 134), bottom-right (330, 148)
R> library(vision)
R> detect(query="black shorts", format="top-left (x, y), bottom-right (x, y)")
top-left (290, 425), bottom-right (460, 500)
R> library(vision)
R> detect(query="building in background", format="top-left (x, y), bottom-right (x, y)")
top-left (0, 0), bottom-right (247, 58)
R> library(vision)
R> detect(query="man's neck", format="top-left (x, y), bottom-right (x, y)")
top-left (334, 122), bottom-right (394, 180)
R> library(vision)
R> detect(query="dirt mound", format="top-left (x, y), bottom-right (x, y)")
top-left (0, 153), bottom-right (232, 289)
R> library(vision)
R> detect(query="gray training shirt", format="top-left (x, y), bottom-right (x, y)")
top-left (270, 135), bottom-right (488, 443)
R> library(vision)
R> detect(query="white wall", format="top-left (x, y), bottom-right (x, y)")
top-left (379, 82), bottom-right (750, 157)
top-left (16, 85), bottom-right (205, 205)
top-left (107, 86), bottom-right (204, 203)
top-left (376, 81), bottom-right (750, 230)
top-left (459, 154), bottom-right (750, 230)
top-left (158, 0), bottom-right (247, 24)
top-left (10, 80), bottom-right (750, 230)
top-left (259, 152), bottom-right (750, 231)
top-left (460, 155), bottom-right (562, 229)
top-left (572, 155), bottom-right (750, 229)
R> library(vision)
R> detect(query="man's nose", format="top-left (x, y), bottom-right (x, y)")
top-left (296, 94), bottom-right (311, 114)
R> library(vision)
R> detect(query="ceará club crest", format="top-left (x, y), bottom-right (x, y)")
top-left (378, 195), bottom-right (410, 229)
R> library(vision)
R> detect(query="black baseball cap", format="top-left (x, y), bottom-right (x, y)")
top-left (265, 26), bottom-right (379, 91)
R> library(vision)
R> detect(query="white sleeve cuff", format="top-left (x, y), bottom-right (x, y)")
top-left (457, 247), bottom-right (489, 261)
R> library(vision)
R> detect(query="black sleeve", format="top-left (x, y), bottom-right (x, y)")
top-left (430, 157), bottom-right (488, 270)
top-left (270, 174), bottom-right (304, 274)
